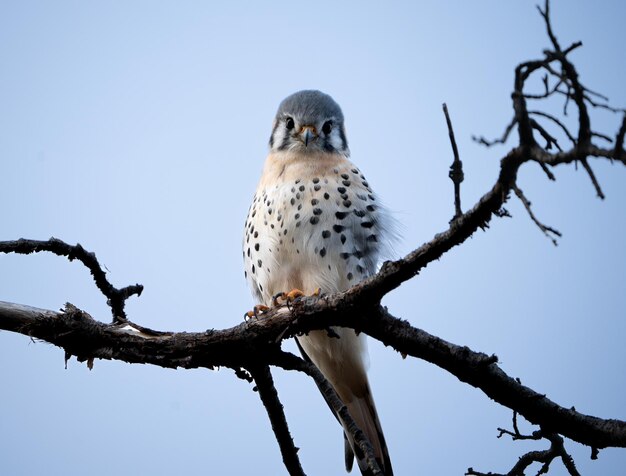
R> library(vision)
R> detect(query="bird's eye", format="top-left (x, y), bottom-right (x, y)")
top-left (322, 121), bottom-right (333, 135)
top-left (285, 117), bottom-right (295, 130)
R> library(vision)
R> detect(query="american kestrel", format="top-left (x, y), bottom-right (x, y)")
top-left (243, 90), bottom-right (394, 475)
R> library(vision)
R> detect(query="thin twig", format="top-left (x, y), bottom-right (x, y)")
top-left (512, 184), bottom-right (561, 245)
top-left (531, 118), bottom-right (562, 151)
top-left (591, 131), bottom-right (613, 144)
top-left (529, 110), bottom-right (576, 146)
top-left (583, 93), bottom-right (626, 113)
top-left (537, 1), bottom-right (561, 52)
top-left (523, 76), bottom-right (563, 100)
top-left (544, 11), bottom-right (591, 147)
top-left (249, 364), bottom-right (306, 476)
top-left (473, 117), bottom-right (517, 147)
top-left (470, 421), bottom-right (581, 476)
top-left (539, 162), bottom-right (556, 181)
top-left (580, 158), bottom-right (605, 199)
top-left (443, 103), bottom-right (464, 222)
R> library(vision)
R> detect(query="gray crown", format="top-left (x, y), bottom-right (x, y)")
top-left (276, 90), bottom-right (344, 125)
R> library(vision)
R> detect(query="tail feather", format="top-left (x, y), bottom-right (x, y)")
top-left (344, 388), bottom-right (393, 476)
top-left (296, 331), bottom-right (392, 475)
top-left (344, 434), bottom-right (355, 472)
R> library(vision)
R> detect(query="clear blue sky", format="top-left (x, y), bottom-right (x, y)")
top-left (1, 1), bottom-right (625, 475)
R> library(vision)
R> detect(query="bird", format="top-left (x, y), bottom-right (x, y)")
top-left (243, 90), bottom-right (394, 475)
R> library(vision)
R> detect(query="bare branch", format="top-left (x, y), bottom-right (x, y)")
top-left (539, 162), bottom-right (557, 181)
top-left (537, 1), bottom-right (561, 52)
top-left (582, 85), bottom-right (609, 103)
top-left (582, 93), bottom-right (626, 114)
top-left (473, 117), bottom-right (517, 147)
top-left (580, 158), bottom-right (605, 199)
top-left (523, 75), bottom-right (564, 100)
top-left (3, 300), bottom-right (625, 455)
top-left (512, 184), bottom-right (562, 245)
top-left (529, 110), bottom-right (576, 146)
top-left (0, 238), bottom-right (142, 322)
top-left (443, 103), bottom-right (464, 222)
top-left (530, 118), bottom-right (562, 151)
top-left (546, 39), bottom-right (591, 149)
top-left (249, 364), bottom-right (306, 476)
top-left (470, 425), bottom-right (581, 476)
top-left (591, 131), bottom-right (613, 144)
top-left (345, 143), bottom-right (622, 312)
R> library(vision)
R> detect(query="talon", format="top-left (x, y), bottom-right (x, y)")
top-left (255, 304), bottom-right (270, 316)
top-left (244, 304), bottom-right (270, 320)
top-left (285, 289), bottom-right (305, 302)
top-left (312, 287), bottom-right (321, 297)
top-left (272, 292), bottom-right (285, 307)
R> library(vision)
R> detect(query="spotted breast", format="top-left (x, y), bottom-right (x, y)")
top-left (243, 151), bottom-right (385, 304)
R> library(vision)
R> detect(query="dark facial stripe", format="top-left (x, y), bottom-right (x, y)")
top-left (338, 126), bottom-right (348, 151)
top-left (323, 140), bottom-right (336, 153)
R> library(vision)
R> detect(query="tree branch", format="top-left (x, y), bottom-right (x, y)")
top-left (468, 417), bottom-right (582, 476)
top-left (472, 117), bottom-right (517, 147)
top-left (443, 103), bottom-right (464, 222)
top-left (249, 364), bottom-right (306, 476)
top-left (0, 238), bottom-right (142, 322)
top-left (512, 184), bottom-right (562, 245)
top-left (2, 299), bottom-right (624, 454)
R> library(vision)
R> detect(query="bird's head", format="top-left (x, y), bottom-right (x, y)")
top-left (269, 90), bottom-right (350, 157)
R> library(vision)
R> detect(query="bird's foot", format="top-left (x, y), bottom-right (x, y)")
top-left (244, 304), bottom-right (270, 320)
top-left (244, 288), bottom-right (321, 321)
top-left (272, 289), bottom-right (303, 306)
top-left (272, 288), bottom-right (322, 306)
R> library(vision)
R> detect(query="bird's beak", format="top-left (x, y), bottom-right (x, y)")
top-left (300, 126), bottom-right (317, 147)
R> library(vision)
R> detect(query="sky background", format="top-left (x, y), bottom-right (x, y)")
top-left (1, 1), bottom-right (625, 475)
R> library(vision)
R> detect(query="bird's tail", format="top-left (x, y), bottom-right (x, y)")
top-left (295, 330), bottom-right (393, 475)
top-left (343, 384), bottom-right (393, 476)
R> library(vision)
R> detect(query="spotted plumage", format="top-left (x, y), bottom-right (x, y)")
top-left (243, 90), bottom-right (395, 475)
